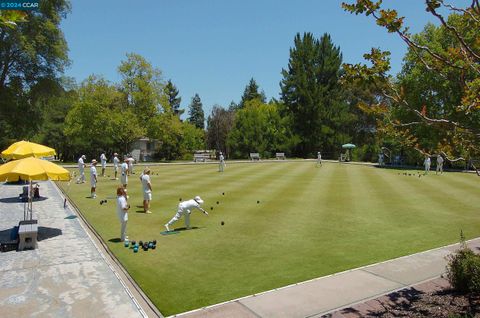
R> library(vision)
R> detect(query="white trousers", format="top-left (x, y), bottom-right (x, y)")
top-left (120, 220), bottom-right (127, 241)
top-left (167, 208), bottom-right (190, 228)
top-left (425, 164), bottom-right (431, 174)
top-left (78, 169), bottom-right (85, 182)
top-left (436, 163), bottom-right (443, 174)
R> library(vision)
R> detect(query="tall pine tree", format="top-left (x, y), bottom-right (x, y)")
top-left (280, 32), bottom-right (347, 157)
top-left (164, 79), bottom-right (184, 117)
top-left (239, 78), bottom-right (266, 108)
top-left (188, 93), bottom-right (205, 129)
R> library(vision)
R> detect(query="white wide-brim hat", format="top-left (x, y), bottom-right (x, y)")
top-left (194, 196), bottom-right (204, 205)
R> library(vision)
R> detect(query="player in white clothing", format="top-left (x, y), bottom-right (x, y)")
top-left (436, 154), bottom-right (444, 175)
top-left (100, 152), bottom-right (107, 177)
top-left (90, 159), bottom-right (98, 198)
top-left (316, 151), bottom-right (322, 167)
top-left (127, 155), bottom-right (135, 175)
top-left (164, 196), bottom-right (208, 231)
top-left (76, 155), bottom-right (86, 183)
top-left (116, 186), bottom-right (129, 242)
top-left (219, 152), bottom-right (226, 172)
top-left (120, 158), bottom-right (129, 186)
top-left (141, 169), bottom-right (152, 214)
top-left (113, 153), bottom-right (120, 180)
top-left (424, 155), bottom-right (431, 175)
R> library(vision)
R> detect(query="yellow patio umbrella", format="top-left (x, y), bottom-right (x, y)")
top-left (0, 157), bottom-right (70, 182)
top-left (0, 157), bottom-right (71, 220)
top-left (1, 140), bottom-right (56, 160)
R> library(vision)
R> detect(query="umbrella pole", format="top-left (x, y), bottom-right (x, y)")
top-left (23, 200), bottom-right (27, 221)
top-left (29, 180), bottom-right (33, 220)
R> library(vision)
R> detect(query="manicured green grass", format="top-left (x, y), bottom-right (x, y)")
top-left (58, 162), bottom-right (480, 316)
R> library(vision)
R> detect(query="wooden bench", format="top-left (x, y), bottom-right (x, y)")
top-left (18, 219), bottom-right (38, 251)
top-left (193, 153), bottom-right (210, 162)
top-left (250, 153), bottom-right (260, 161)
top-left (276, 153), bottom-right (286, 160)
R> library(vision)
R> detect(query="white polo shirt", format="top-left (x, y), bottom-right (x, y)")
top-left (113, 156), bottom-right (119, 169)
top-left (179, 199), bottom-right (202, 214)
top-left (100, 153), bottom-right (107, 168)
top-left (90, 166), bottom-right (97, 186)
top-left (141, 174), bottom-right (151, 193)
top-left (116, 195), bottom-right (128, 222)
top-left (78, 157), bottom-right (85, 171)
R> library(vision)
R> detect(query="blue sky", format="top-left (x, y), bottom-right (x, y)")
top-left (61, 0), bottom-right (468, 117)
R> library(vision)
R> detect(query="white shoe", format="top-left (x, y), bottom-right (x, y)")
top-left (164, 224), bottom-right (170, 232)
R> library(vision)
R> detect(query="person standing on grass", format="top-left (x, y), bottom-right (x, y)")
top-left (316, 151), bottom-right (322, 167)
top-left (90, 159), bottom-right (98, 198)
top-left (164, 196), bottom-right (208, 232)
top-left (76, 155), bottom-right (86, 183)
top-left (127, 154), bottom-right (135, 175)
top-left (113, 153), bottom-right (120, 180)
top-left (219, 151), bottom-right (226, 172)
top-left (100, 152), bottom-right (107, 177)
top-left (436, 154), bottom-right (444, 175)
top-left (120, 157), bottom-right (129, 197)
top-left (141, 168), bottom-right (153, 214)
top-left (424, 155), bottom-right (431, 175)
top-left (116, 186), bottom-right (129, 242)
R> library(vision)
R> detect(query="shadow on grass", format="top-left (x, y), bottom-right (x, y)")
top-left (108, 238), bottom-right (122, 243)
top-left (173, 226), bottom-right (200, 232)
top-left (373, 164), bottom-right (419, 171)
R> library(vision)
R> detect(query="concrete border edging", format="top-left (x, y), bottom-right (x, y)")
top-left (53, 180), bottom-right (163, 318)
top-left (173, 238), bottom-right (479, 317)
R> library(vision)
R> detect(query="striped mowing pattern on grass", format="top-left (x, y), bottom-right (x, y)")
top-left (59, 161), bottom-right (480, 316)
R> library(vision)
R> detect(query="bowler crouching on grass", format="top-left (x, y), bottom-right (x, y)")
top-left (165, 196), bottom-right (208, 231)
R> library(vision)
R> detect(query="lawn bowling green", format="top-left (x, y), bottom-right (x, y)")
top-left (58, 161), bottom-right (480, 316)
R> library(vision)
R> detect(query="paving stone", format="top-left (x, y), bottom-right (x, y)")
top-left (0, 181), bottom-right (144, 318)
top-left (177, 301), bottom-right (259, 318)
